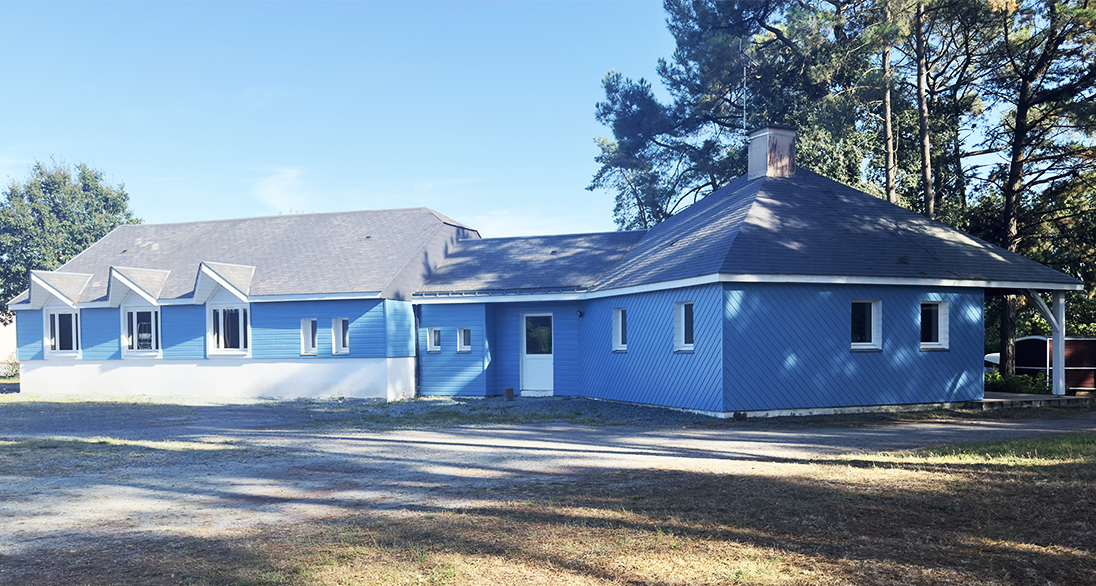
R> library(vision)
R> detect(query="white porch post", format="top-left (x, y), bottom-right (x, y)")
top-left (1053, 291), bottom-right (1066, 396)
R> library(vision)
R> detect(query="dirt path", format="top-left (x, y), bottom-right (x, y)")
top-left (2, 400), bottom-right (1094, 565)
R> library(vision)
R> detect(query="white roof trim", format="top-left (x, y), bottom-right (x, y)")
top-left (107, 268), bottom-right (164, 307)
top-left (414, 272), bottom-right (1083, 304)
top-left (193, 263), bottom-right (249, 304)
top-left (249, 292), bottom-right (382, 302)
top-left (28, 271), bottom-right (93, 310)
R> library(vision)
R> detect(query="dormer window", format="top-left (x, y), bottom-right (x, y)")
top-left (45, 310), bottom-right (80, 358)
top-left (123, 306), bottom-right (161, 358)
top-left (208, 305), bottom-right (249, 356)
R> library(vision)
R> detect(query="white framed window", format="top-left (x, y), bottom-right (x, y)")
top-left (44, 310), bottom-right (80, 358)
top-left (427, 327), bottom-right (441, 353)
top-left (457, 328), bottom-right (472, 353)
top-left (612, 307), bottom-right (628, 351)
top-left (208, 305), bottom-right (250, 356)
top-left (851, 300), bottom-right (882, 351)
top-left (920, 301), bottom-right (949, 351)
top-left (333, 318), bottom-right (350, 355)
top-left (301, 318), bottom-right (318, 355)
top-left (122, 306), bottom-right (161, 357)
top-left (673, 301), bottom-right (694, 352)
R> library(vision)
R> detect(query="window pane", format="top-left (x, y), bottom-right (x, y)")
top-left (620, 309), bottom-right (628, 346)
top-left (212, 309), bottom-right (221, 347)
top-left (431, 328), bottom-right (441, 348)
top-left (127, 312), bottom-right (135, 350)
top-left (525, 316), bottom-right (552, 354)
top-left (50, 314), bottom-right (57, 351)
top-left (921, 303), bottom-right (939, 343)
top-left (683, 303), bottom-right (694, 345)
top-left (851, 302), bottom-right (872, 343)
top-left (242, 309), bottom-right (248, 349)
top-left (154, 311), bottom-right (159, 350)
top-left (461, 328), bottom-right (471, 348)
top-left (57, 313), bottom-right (74, 351)
top-left (223, 309), bottom-right (241, 349)
top-left (341, 318), bottom-right (349, 349)
top-left (311, 320), bottom-right (318, 348)
top-left (135, 311), bottom-right (154, 350)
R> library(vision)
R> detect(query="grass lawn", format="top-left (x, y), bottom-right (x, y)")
top-left (12, 432), bottom-right (1094, 585)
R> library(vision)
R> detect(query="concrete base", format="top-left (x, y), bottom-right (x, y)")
top-left (19, 357), bottom-right (415, 401)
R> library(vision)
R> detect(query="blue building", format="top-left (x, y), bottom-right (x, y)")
top-left (8, 127), bottom-right (1083, 415)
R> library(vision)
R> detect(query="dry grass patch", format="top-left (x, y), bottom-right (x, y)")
top-left (2, 434), bottom-right (1094, 585)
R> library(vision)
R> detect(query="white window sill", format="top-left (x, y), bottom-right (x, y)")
top-left (850, 344), bottom-right (882, 353)
top-left (300, 351), bottom-right (318, 357)
top-left (332, 351), bottom-right (350, 356)
top-left (673, 347), bottom-right (695, 354)
top-left (456, 349), bottom-right (471, 354)
top-left (612, 348), bottom-right (627, 353)
top-left (208, 351), bottom-right (249, 358)
top-left (44, 352), bottom-right (81, 360)
top-left (920, 344), bottom-right (949, 352)
top-left (122, 352), bottom-right (162, 360)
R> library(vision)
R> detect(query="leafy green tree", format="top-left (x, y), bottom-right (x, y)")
top-left (0, 161), bottom-right (140, 324)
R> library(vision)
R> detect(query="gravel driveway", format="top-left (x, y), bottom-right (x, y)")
top-left (2, 396), bottom-right (1094, 564)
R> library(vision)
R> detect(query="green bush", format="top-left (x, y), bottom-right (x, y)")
top-left (984, 370), bottom-right (1051, 394)
top-left (1, 351), bottom-right (17, 379)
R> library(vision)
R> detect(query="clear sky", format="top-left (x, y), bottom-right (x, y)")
top-left (0, 1), bottom-right (674, 238)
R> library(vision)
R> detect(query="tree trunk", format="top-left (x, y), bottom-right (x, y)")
top-left (914, 1), bottom-right (935, 219)
top-left (1000, 294), bottom-right (1018, 376)
top-left (883, 43), bottom-right (896, 204)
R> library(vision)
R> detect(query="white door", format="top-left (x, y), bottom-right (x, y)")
top-left (521, 313), bottom-right (553, 393)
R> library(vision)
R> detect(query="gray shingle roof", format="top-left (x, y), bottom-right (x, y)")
top-left (25, 207), bottom-right (476, 303)
top-left (418, 231), bottom-right (646, 295)
top-left (592, 169), bottom-right (1081, 291)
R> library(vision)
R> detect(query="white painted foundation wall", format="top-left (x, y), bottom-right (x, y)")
top-left (20, 357), bottom-right (416, 401)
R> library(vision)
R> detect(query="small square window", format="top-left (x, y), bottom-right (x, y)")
top-left (457, 328), bottom-right (472, 353)
top-left (851, 300), bottom-right (882, 351)
top-left (612, 308), bottom-right (628, 351)
top-left (301, 318), bottom-right (318, 355)
top-left (673, 301), bottom-right (694, 352)
top-left (427, 327), bottom-right (441, 353)
top-left (920, 301), bottom-right (949, 350)
top-left (333, 318), bottom-right (350, 355)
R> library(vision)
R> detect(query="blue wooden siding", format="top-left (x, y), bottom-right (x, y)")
top-left (418, 304), bottom-right (488, 395)
top-left (162, 305), bottom-right (206, 359)
top-left (250, 299), bottom-right (386, 359)
top-left (722, 283), bottom-right (983, 411)
top-left (15, 310), bottom-right (44, 361)
top-left (81, 308), bottom-right (121, 360)
top-left (491, 302), bottom-right (583, 395)
top-left (384, 300), bottom-right (415, 358)
top-left (578, 284), bottom-right (724, 411)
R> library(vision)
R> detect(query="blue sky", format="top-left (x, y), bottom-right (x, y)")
top-left (0, 1), bottom-right (674, 237)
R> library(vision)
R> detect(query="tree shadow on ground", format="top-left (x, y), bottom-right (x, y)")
top-left (2, 454), bottom-right (1094, 586)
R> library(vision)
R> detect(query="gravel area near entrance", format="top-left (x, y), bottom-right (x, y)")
top-left (2, 394), bottom-right (1095, 578)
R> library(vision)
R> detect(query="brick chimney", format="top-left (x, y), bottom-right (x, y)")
top-left (747, 125), bottom-right (797, 180)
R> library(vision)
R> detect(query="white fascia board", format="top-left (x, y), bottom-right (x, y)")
top-left (414, 292), bottom-right (588, 304)
top-left (108, 269), bottom-right (161, 307)
top-left (715, 273), bottom-right (1085, 291)
top-left (412, 272), bottom-right (1082, 305)
top-left (249, 292), bottom-right (382, 303)
top-left (7, 302), bottom-right (34, 311)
